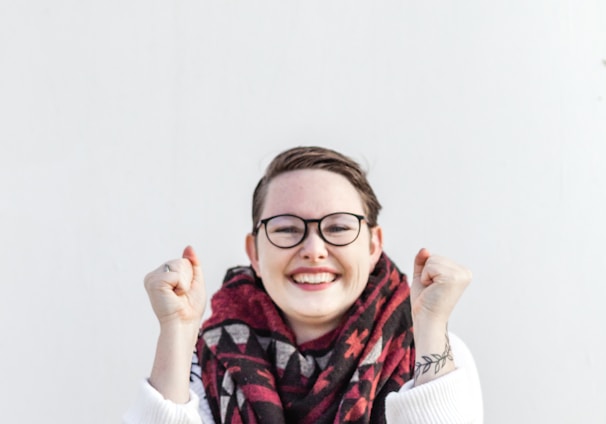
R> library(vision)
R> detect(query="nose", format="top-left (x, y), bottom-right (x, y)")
top-left (299, 224), bottom-right (328, 261)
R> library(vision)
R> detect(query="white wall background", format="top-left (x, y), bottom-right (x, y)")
top-left (1, 1), bottom-right (605, 423)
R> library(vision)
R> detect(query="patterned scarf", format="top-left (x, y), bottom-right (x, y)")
top-left (197, 253), bottom-right (414, 424)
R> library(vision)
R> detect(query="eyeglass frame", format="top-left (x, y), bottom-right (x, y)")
top-left (252, 212), bottom-right (367, 249)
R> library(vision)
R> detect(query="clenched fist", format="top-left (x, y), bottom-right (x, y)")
top-left (410, 248), bottom-right (472, 326)
top-left (144, 246), bottom-right (206, 328)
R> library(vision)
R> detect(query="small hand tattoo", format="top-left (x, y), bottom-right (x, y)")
top-left (414, 332), bottom-right (453, 380)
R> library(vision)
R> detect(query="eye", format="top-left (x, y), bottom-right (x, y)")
top-left (271, 225), bottom-right (303, 234)
top-left (323, 224), bottom-right (353, 234)
top-left (321, 214), bottom-right (360, 237)
top-left (266, 216), bottom-right (305, 235)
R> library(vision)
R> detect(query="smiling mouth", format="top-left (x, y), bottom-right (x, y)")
top-left (291, 272), bottom-right (338, 285)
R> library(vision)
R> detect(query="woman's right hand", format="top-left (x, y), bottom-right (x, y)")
top-left (144, 245), bottom-right (206, 329)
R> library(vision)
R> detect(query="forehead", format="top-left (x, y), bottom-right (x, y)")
top-left (262, 169), bottom-right (365, 218)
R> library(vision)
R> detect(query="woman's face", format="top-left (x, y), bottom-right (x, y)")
top-left (246, 169), bottom-right (383, 343)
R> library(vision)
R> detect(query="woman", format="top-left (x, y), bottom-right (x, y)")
top-left (124, 146), bottom-right (483, 423)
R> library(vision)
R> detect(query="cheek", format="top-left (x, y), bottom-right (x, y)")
top-left (256, 247), bottom-right (289, 279)
top-left (343, 248), bottom-right (372, 285)
top-left (349, 262), bottom-right (370, 299)
top-left (255, 253), bottom-right (270, 278)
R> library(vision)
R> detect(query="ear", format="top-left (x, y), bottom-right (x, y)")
top-left (245, 233), bottom-right (261, 276)
top-left (368, 225), bottom-right (383, 270)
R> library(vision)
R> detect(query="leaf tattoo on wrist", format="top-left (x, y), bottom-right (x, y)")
top-left (414, 332), bottom-right (453, 379)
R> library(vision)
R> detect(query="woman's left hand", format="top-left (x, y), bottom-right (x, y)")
top-left (410, 248), bottom-right (472, 326)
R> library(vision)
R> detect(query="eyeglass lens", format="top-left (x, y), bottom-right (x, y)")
top-left (264, 213), bottom-right (361, 247)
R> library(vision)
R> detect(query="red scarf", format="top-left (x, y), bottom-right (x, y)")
top-left (197, 253), bottom-right (414, 424)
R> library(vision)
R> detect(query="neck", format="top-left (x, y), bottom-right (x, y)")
top-left (288, 317), bottom-right (342, 345)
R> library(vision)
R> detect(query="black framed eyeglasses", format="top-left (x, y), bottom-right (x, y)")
top-left (253, 212), bottom-right (366, 249)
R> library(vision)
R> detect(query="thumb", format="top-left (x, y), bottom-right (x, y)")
top-left (413, 248), bottom-right (431, 279)
top-left (182, 245), bottom-right (199, 266)
top-left (182, 245), bottom-right (202, 282)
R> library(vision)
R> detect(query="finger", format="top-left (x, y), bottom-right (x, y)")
top-left (182, 245), bottom-right (199, 266)
top-left (413, 248), bottom-right (431, 278)
top-left (144, 267), bottom-right (180, 293)
top-left (182, 245), bottom-right (203, 285)
top-left (155, 260), bottom-right (177, 274)
top-left (425, 255), bottom-right (473, 286)
top-left (154, 256), bottom-right (193, 295)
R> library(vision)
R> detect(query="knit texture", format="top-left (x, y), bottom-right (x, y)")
top-left (197, 253), bottom-right (415, 424)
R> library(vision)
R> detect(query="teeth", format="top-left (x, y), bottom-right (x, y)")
top-left (292, 273), bottom-right (336, 284)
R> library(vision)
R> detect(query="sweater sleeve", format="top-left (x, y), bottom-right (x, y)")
top-left (385, 333), bottom-right (483, 423)
top-left (123, 335), bottom-right (481, 424)
top-left (121, 380), bottom-right (204, 424)
top-left (122, 351), bottom-right (215, 424)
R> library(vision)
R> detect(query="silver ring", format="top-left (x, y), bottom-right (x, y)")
top-left (164, 264), bottom-right (171, 272)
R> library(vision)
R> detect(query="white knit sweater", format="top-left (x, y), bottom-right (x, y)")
top-left (123, 333), bottom-right (483, 423)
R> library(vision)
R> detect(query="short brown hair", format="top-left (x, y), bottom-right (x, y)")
top-left (251, 146), bottom-right (382, 231)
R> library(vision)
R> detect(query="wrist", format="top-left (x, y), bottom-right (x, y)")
top-left (412, 323), bottom-right (454, 386)
top-left (412, 308), bottom-right (450, 327)
top-left (413, 315), bottom-right (448, 333)
top-left (159, 319), bottom-right (200, 338)
top-left (150, 322), bottom-right (200, 403)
